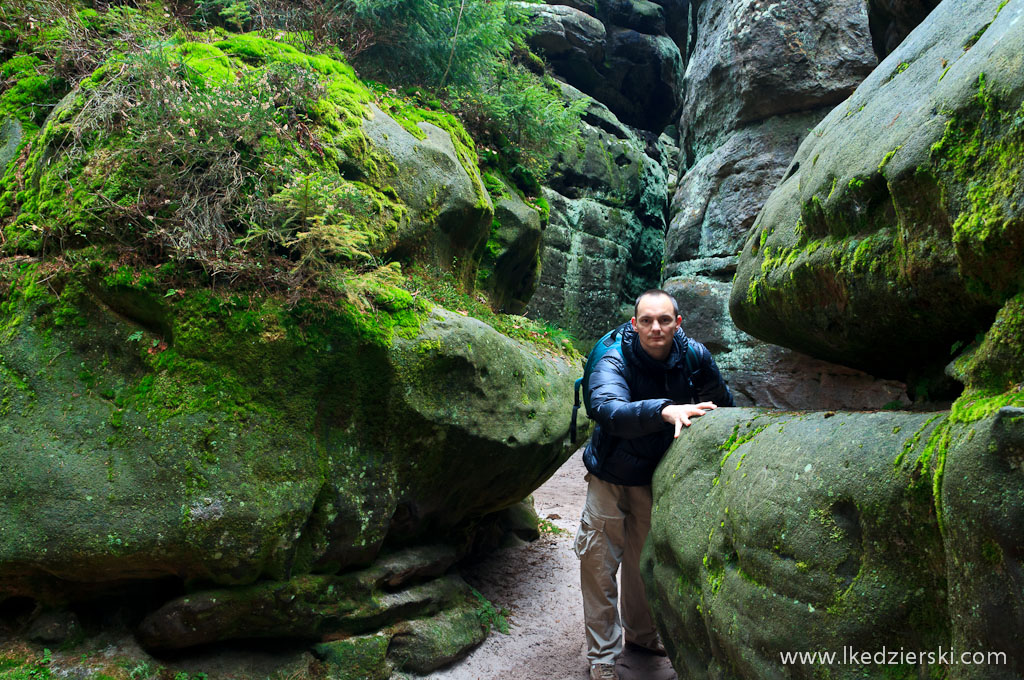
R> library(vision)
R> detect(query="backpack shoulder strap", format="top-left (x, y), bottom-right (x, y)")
top-left (571, 325), bottom-right (625, 443)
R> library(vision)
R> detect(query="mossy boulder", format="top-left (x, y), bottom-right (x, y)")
top-left (0, 258), bottom-right (575, 611)
top-left (642, 405), bottom-right (1024, 679)
top-left (0, 34), bottom-right (491, 272)
top-left (730, 0), bottom-right (1024, 381)
top-left (136, 547), bottom-right (463, 650)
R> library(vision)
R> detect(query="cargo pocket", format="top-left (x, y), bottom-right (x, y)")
top-left (573, 508), bottom-right (606, 560)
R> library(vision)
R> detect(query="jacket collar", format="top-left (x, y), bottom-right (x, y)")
top-left (620, 323), bottom-right (689, 370)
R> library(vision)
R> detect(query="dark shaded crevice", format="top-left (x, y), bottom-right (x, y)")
top-left (866, 0), bottom-right (942, 60)
top-left (582, 111), bottom-right (631, 140)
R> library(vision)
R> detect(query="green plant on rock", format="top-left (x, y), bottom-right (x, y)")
top-left (470, 588), bottom-right (509, 635)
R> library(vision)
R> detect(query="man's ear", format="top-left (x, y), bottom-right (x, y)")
top-left (676, 315), bottom-right (683, 326)
top-left (630, 317), bottom-right (638, 331)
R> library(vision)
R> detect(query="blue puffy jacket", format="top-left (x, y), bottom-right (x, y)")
top-left (582, 322), bottom-right (733, 486)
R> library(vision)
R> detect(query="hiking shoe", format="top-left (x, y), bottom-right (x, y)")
top-left (589, 664), bottom-right (618, 680)
top-left (625, 638), bottom-right (668, 657)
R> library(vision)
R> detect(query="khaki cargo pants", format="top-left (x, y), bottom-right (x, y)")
top-left (574, 473), bottom-right (660, 665)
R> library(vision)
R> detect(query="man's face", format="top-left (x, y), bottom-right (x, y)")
top-left (631, 294), bottom-right (681, 359)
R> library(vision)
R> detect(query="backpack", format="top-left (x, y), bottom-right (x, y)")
top-left (569, 323), bottom-right (700, 442)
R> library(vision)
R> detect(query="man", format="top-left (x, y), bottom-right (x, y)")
top-left (575, 289), bottom-right (734, 680)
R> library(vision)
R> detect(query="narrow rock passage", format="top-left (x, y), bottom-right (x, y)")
top-left (426, 449), bottom-right (677, 680)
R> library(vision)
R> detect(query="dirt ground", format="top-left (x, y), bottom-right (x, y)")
top-left (425, 448), bottom-right (678, 680)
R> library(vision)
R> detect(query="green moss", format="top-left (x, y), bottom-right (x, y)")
top-left (482, 171), bottom-right (506, 199)
top-left (907, 387), bottom-right (1024, 536)
top-left (375, 91), bottom-right (489, 209)
top-left (402, 262), bottom-right (578, 355)
top-left (0, 52), bottom-right (67, 129)
top-left (314, 635), bottom-right (392, 680)
top-left (950, 292), bottom-right (1024, 390)
top-left (214, 33), bottom-right (357, 77)
top-left (718, 420), bottom-right (767, 468)
top-left (930, 73), bottom-right (1024, 300)
top-left (169, 41), bottom-right (235, 85)
top-left (532, 194), bottom-right (549, 226)
top-left (877, 145), bottom-right (902, 173)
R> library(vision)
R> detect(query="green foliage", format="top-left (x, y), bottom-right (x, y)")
top-left (347, 0), bottom-right (583, 185)
top-left (0, 34), bottom-right (407, 307)
top-left (0, 0), bottom-right (170, 86)
top-left (537, 517), bottom-right (566, 535)
top-left (470, 588), bottom-right (509, 635)
top-left (0, 648), bottom-right (51, 680)
top-left (456, 64), bottom-right (587, 184)
top-left (351, 0), bottom-right (527, 90)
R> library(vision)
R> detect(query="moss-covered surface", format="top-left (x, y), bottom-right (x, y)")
top-left (644, 406), bottom-right (1024, 679)
top-left (0, 4), bottom-right (580, 674)
top-left (314, 634), bottom-right (392, 680)
top-left (730, 9), bottom-right (1024, 384)
top-left (386, 596), bottom-right (487, 674)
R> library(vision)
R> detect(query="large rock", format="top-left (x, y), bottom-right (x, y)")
top-left (482, 177), bottom-right (543, 314)
top-left (664, 277), bottom-right (908, 409)
top-left (0, 36), bottom-right (493, 274)
top-left (363, 103), bottom-right (492, 267)
top-left (526, 4), bottom-right (606, 66)
top-left (643, 405), bottom-right (1024, 679)
top-left (0, 117), bottom-right (21, 170)
top-left (665, 114), bottom-right (819, 281)
top-left (0, 265), bottom-right (575, 602)
top-left (523, 3), bottom-right (683, 131)
top-left (527, 189), bottom-right (656, 343)
top-left (679, 0), bottom-right (876, 160)
top-left (730, 0), bottom-right (1024, 381)
top-left (663, 0), bottom-right (882, 409)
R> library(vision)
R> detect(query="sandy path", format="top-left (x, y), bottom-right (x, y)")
top-left (425, 449), bottom-right (677, 680)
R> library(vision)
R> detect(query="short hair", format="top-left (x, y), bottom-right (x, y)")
top-left (634, 289), bottom-right (679, 317)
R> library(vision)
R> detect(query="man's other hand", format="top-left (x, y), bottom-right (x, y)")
top-left (661, 402), bottom-right (717, 438)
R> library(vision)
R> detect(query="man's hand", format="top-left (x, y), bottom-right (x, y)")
top-left (662, 402), bottom-right (718, 438)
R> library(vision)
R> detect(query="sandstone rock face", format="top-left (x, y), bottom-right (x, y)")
top-left (643, 406), bottom-right (1024, 679)
top-left (679, 0), bottom-right (876, 160)
top-left (665, 114), bottom-right (820, 281)
top-left (730, 0), bottom-right (1024, 381)
top-left (526, 86), bottom-right (666, 343)
top-left (485, 182), bottom-right (543, 314)
top-left (523, 2), bottom-right (683, 131)
top-left (867, 0), bottom-right (941, 58)
top-left (0, 117), bottom-right (21, 170)
top-left (662, 0), bottom-right (886, 409)
top-left (664, 277), bottom-right (908, 409)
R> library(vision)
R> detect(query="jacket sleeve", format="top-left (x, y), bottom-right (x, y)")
top-left (589, 353), bottom-right (672, 438)
top-left (691, 342), bottom-right (735, 407)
